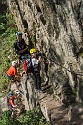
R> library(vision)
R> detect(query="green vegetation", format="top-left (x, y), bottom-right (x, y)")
top-left (0, 108), bottom-right (51, 125)
top-left (0, 4), bottom-right (50, 125)
top-left (31, 34), bottom-right (36, 43)
top-left (0, 9), bottom-right (17, 92)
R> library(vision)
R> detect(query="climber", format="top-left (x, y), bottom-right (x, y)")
top-left (30, 48), bottom-right (42, 93)
top-left (7, 91), bottom-right (21, 116)
top-left (14, 32), bottom-right (30, 62)
top-left (7, 60), bottom-right (21, 91)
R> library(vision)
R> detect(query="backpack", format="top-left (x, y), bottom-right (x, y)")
top-left (14, 39), bottom-right (26, 55)
top-left (23, 55), bottom-right (33, 73)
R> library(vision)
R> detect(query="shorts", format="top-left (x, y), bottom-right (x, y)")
top-left (9, 105), bottom-right (15, 111)
top-left (7, 75), bottom-right (16, 82)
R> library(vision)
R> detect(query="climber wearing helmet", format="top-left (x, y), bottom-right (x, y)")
top-left (14, 32), bottom-right (30, 62)
top-left (30, 48), bottom-right (42, 93)
top-left (7, 60), bottom-right (21, 91)
top-left (7, 91), bottom-right (21, 116)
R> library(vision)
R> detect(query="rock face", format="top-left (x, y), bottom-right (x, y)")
top-left (0, 93), bottom-right (8, 114)
top-left (7, 0), bottom-right (83, 103)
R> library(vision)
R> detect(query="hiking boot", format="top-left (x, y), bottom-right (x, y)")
top-left (34, 89), bottom-right (38, 93)
top-left (15, 90), bottom-right (24, 95)
top-left (38, 89), bottom-right (43, 93)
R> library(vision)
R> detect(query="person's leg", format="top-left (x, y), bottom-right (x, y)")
top-left (10, 106), bottom-right (15, 116)
top-left (10, 77), bottom-right (19, 90)
top-left (20, 56), bottom-right (25, 62)
top-left (36, 73), bottom-right (41, 91)
top-left (7, 76), bottom-right (14, 91)
top-left (16, 108), bottom-right (21, 116)
top-left (14, 81), bottom-right (19, 90)
top-left (8, 81), bottom-right (12, 92)
top-left (11, 111), bottom-right (14, 116)
top-left (33, 74), bottom-right (37, 89)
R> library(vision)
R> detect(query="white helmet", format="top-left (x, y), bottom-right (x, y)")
top-left (12, 60), bottom-right (17, 66)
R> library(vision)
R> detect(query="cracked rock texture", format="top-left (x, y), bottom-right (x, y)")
top-left (7, 0), bottom-right (83, 103)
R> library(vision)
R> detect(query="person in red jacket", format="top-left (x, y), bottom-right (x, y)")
top-left (8, 92), bottom-right (21, 116)
top-left (7, 60), bottom-right (21, 90)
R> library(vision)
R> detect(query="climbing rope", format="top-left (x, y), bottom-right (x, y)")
top-left (41, 54), bottom-right (83, 76)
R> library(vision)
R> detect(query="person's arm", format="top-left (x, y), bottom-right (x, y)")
top-left (38, 56), bottom-right (42, 62)
top-left (14, 68), bottom-right (21, 78)
top-left (14, 42), bottom-right (19, 54)
top-left (18, 40), bottom-right (29, 54)
top-left (18, 47), bottom-right (28, 54)
top-left (15, 74), bottom-right (21, 79)
top-left (9, 99), bottom-right (17, 107)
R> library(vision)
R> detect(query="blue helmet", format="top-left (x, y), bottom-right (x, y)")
top-left (16, 32), bottom-right (22, 36)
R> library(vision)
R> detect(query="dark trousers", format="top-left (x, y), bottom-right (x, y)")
top-left (7, 75), bottom-right (16, 82)
top-left (7, 75), bottom-right (17, 91)
top-left (33, 73), bottom-right (41, 90)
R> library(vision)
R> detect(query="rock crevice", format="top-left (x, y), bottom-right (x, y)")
top-left (6, 0), bottom-right (83, 123)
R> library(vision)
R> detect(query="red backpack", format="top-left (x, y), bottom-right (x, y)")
top-left (23, 60), bottom-right (28, 71)
top-left (23, 55), bottom-right (33, 73)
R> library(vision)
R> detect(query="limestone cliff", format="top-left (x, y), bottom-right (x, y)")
top-left (7, 0), bottom-right (83, 104)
